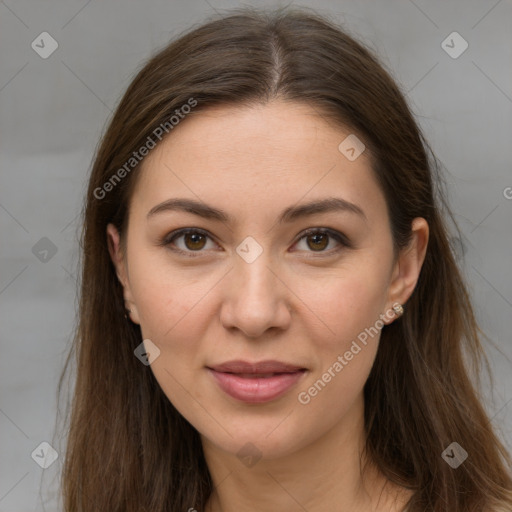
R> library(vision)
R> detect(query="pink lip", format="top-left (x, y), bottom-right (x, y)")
top-left (207, 360), bottom-right (308, 403)
top-left (209, 359), bottom-right (306, 374)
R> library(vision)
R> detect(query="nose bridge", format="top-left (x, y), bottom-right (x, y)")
top-left (233, 241), bottom-right (279, 304)
top-left (220, 238), bottom-right (290, 336)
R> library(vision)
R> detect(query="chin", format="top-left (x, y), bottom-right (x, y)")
top-left (198, 415), bottom-right (312, 462)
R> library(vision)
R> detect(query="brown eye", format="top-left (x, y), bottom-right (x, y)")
top-left (293, 228), bottom-right (348, 255)
top-left (163, 227), bottom-right (349, 258)
top-left (183, 232), bottom-right (207, 251)
top-left (306, 232), bottom-right (329, 251)
top-left (163, 228), bottom-right (216, 256)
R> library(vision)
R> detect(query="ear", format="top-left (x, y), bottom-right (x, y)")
top-left (106, 223), bottom-right (140, 325)
top-left (383, 217), bottom-right (429, 324)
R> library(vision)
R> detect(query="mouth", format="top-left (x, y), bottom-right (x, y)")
top-left (225, 372), bottom-right (294, 378)
top-left (206, 360), bottom-right (308, 403)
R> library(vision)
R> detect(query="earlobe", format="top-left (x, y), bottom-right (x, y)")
top-left (384, 217), bottom-right (429, 323)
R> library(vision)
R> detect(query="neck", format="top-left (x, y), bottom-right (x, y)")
top-left (201, 394), bottom-right (409, 512)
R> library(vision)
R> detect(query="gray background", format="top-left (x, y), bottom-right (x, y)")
top-left (1, 0), bottom-right (511, 510)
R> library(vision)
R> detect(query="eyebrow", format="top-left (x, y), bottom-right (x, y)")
top-left (146, 197), bottom-right (367, 224)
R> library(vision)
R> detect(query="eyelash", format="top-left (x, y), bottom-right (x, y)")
top-left (160, 227), bottom-right (351, 258)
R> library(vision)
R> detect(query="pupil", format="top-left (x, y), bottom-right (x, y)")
top-left (186, 233), bottom-right (205, 250)
top-left (309, 233), bottom-right (327, 251)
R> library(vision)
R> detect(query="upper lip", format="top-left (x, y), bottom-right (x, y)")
top-left (208, 360), bottom-right (307, 374)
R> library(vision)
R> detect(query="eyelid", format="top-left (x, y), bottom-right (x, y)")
top-left (296, 227), bottom-right (351, 250)
top-left (161, 227), bottom-right (350, 257)
top-left (160, 228), bottom-right (218, 256)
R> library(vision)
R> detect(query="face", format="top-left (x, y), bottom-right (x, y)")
top-left (107, 100), bottom-right (428, 461)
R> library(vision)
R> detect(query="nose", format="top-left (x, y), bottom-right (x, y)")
top-left (219, 252), bottom-right (292, 339)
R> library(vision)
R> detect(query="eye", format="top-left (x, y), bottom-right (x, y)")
top-left (161, 227), bottom-right (350, 258)
top-left (162, 228), bottom-right (217, 256)
top-left (292, 228), bottom-right (349, 255)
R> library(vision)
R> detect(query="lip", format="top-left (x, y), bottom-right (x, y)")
top-left (208, 359), bottom-right (306, 374)
top-left (207, 360), bottom-right (308, 403)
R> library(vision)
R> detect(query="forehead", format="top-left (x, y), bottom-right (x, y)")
top-left (131, 100), bottom-right (386, 224)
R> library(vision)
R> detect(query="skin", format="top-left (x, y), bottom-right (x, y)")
top-left (107, 100), bottom-right (428, 512)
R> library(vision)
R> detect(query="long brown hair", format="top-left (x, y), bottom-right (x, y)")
top-left (55, 6), bottom-right (512, 511)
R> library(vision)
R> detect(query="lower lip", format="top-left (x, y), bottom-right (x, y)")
top-left (208, 369), bottom-right (306, 403)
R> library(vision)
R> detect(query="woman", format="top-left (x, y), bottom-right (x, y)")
top-left (57, 6), bottom-right (512, 511)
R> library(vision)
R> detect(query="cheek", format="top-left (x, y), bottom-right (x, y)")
top-left (292, 259), bottom-right (390, 351)
top-left (128, 247), bottom-right (202, 340)
top-left (128, 264), bottom-right (208, 412)
top-left (293, 272), bottom-right (387, 429)
top-left (303, 278), bottom-right (383, 389)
